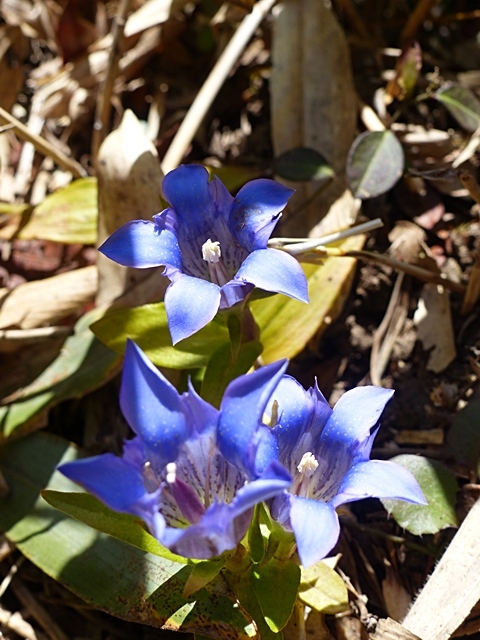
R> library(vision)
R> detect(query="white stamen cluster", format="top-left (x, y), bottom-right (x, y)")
top-left (296, 452), bottom-right (318, 478)
top-left (166, 462), bottom-right (177, 484)
top-left (202, 239), bottom-right (222, 263)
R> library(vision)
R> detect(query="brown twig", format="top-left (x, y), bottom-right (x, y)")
top-left (0, 107), bottom-right (87, 178)
top-left (400, 0), bottom-right (441, 43)
top-left (11, 576), bottom-right (69, 640)
top-left (461, 253), bottom-right (480, 316)
top-left (91, 0), bottom-right (133, 162)
top-left (301, 247), bottom-right (466, 295)
top-left (459, 170), bottom-right (480, 205)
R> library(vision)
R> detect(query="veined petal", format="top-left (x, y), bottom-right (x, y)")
top-left (160, 502), bottom-right (251, 559)
top-left (229, 179), bottom-right (294, 251)
top-left (209, 175), bottom-right (235, 217)
top-left (162, 165), bottom-right (216, 236)
top-left (58, 454), bottom-right (165, 540)
top-left (331, 460), bottom-right (427, 509)
top-left (290, 496), bottom-right (340, 567)
top-left (218, 360), bottom-right (289, 474)
top-left (165, 275), bottom-right (221, 344)
top-left (99, 220), bottom-right (182, 269)
top-left (235, 249), bottom-right (309, 303)
top-left (121, 340), bottom-right (188, 465)
top-left (322, 386), bottom-right (394, 449)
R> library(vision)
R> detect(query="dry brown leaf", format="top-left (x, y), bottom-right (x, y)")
top-left (0, 265), bottom-right (97, 330)
top-left (413, 283), bottom-right (456, 373)
top-left (271, 0), bottom-right (356, 235)
top-left (96, 109), bottom-right (167, 306)
top-left (0, 24), bottom-right (28, 112)
top-left (382, 563), bottom-right (412, 623)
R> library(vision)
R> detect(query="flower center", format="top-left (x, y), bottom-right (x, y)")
top-left (201, 239), bottom-right (230, 286)
top-left (292, 452), bottom-right (318, 498)
top-left (296, 452), bottom-right (318, 478)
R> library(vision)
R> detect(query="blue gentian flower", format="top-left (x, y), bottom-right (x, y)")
top-left (99, 165), bottom-right (309, 344)
top-left (263, 378), bottom-right (427, 567)
top-left (59, 340), bottom-right (292, 560)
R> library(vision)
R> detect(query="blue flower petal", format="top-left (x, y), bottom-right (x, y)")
top-left (162, 165), bottom-right (216, 237)
top-left (99, 220), bottom-right (182, 269)
top-left (290, 496), bottom-right (340, 567)
top-left (120, 340), bottom-right (189, 466)
top-left (331, 460), bottom-right (427, 508)
top-left (59, 454), bottom-right (165, 539)
top-left (160, 465), bottom-right (291, 559)
top-left (164, 275), bottom-right (221, 344)
top-left (185, 380), bottom-right (220, 434)
top-left (322, 386), bottom-right (394, 449)
top-left (235, 249), bottom-right (309, 303)
top-left (271, 377), bottom-right (331, 461)
top-left (229, 179), bottom-right (294, 251)
top-left (218, 360), bottom-right (289, 474)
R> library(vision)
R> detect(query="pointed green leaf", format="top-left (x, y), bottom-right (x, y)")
top-left (248, 504), bottom-right (266, 564)
top-left (347, 130), bottom-right (404, 199)
top-left (0, 309), bottom-right (120, 440)
top-left (252, 558), bottom-right (300, 632)
top-left (273, 148), bottom-right (334, 182)
top-left (41, 489), bottom-right (187, 564)
top-left (298, 561), bottom-right (348, 614)
top-left (381, 455), bottom-right (458, 535)
top-left (251, 235), bottom-right (363, 363)
top-left (201, 341), bottom-right (263, 408)
top-left (19, 178), bottom-right (98, 244)
top-left (183, 558), bottom-right (226, 597)
top-left (224, 568), bottom-right (278, 640)
top-left (435, 84), bottom-right (480, 132)
top-left (90, 302), bottom-right (229, 369)
top-left (0, 432), bottom-right (254, 639)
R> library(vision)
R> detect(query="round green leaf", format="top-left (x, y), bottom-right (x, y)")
top-left (381, 455), bottom-right (458, 535)
top-left (347, 130), bottom-right (404, 199)
top-left (447, 398), bottom-right (480, 474)
top-left (298, 561), bottom-right (348, 614)
top-left (273, 147), bottom-right (334, 182)
top-left (435, 84), bottom-right (480, 132)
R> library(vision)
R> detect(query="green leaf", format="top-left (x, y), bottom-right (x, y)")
top-left (0, 309), bottom-right (120, 440)
top-left (41, 490), bottom-right (187, 564)
top-left (90, 302), bottom-right (229, 369)
top-left (0, 433), bottom-right (254, 639)
top-left (298, 561), bottom-right (348, 614)
top-left (346, 130), bottom-right (404, 199)
top-left (251, 236), bottom-right (363, 363)
top-left (224, 568), bottom-right (279, 640)
top-left (201, 341), bottom-right (263, 408)
top-left (273, 148), bottom-right (334, 182)
top-left (447, 398), bottom-right (480, 474)
top-left (183, 558), bottom-right (226, 597)
top-left (19, 178), bottom-right (98, 244)
top-left (435, 84), bottom-right (480, 132)
top-left (248, 504), bottom-right (266, 564)
top-left (252, 558), bottom-right (300, 632)
top-left (381, 455), bottom-right (458, 535)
